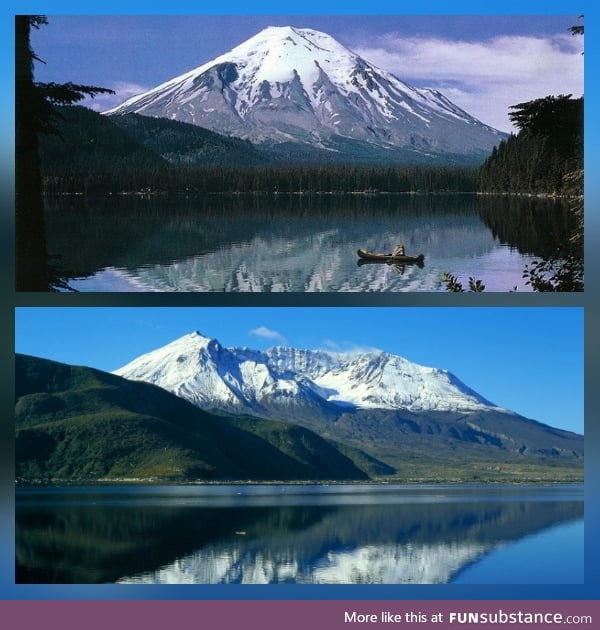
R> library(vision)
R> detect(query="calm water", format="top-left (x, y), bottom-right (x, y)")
top-left (43, 194), bottom-right (574, 292)
top-left (16, 484), bottom-right (583, 584)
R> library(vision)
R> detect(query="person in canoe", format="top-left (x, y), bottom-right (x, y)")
top-left (356, 247), bottom-right (424, 266)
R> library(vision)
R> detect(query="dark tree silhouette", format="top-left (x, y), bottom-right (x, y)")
top-left (15, 15), bottom-right (113, 290)
top-left (509, 94), bottom-right (583, 158)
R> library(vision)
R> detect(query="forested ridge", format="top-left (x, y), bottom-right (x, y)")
top-left (39, 106), bottom-right (479, 194)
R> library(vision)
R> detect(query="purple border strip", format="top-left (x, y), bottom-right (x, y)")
top-left (0, 600), bottom-right (598, 630)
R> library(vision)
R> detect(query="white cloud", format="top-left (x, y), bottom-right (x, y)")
top-left (321, 339), bottom-right (382, 355)
top-left (249, 326), bottom-right (287, 344)
top-left (354, 34), bottom-right (583, 132)
top-left (80, 81), bottom-right (150, 112)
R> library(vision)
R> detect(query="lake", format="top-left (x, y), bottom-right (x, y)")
top-left (16, 483), bottom-right (583, 584)
top-left (43, 194), bottom-right (574, 292)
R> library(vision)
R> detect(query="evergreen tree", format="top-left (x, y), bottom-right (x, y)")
top-left (15, 15), bottom-right (113, 290)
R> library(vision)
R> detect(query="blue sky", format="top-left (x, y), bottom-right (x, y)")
top-left (15, 307), bottom-right (583, 434)
top-left (30, 15), bottom-right (583, 132)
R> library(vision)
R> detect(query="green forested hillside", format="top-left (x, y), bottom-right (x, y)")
top-left (15, 354), bottom-right (387, 483)
top-left (110, 112), bottom-right (270, 166)
top-left (38, 106), bottom-right (270, 179)
top-left (38, 106), bottom-right (167, 173)
top-left (16, 354), bottom-right (583, 484)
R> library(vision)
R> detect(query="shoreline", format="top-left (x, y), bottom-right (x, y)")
top-left (15, 477), bottom-right (584, 488)
top-left (41, 190), bottom-right (578, 199)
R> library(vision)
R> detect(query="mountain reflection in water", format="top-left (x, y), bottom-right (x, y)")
top-left (16, 484), bottom-right (583, 584)
top-left (43, 194), bottom-right (574, 292)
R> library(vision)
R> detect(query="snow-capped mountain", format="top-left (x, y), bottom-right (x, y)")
top-left (105, 26), bottom-right (504, 160)
top-left (113, 331), bottom-right (498, 417)
top-left (113, 332), bottom-right (583, 463)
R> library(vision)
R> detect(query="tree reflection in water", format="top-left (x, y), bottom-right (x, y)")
top-left (16, 486), bottom-right (583, 584)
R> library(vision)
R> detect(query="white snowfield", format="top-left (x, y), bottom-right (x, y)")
top-left (113, 331), bottom-right (500, 415)
top-left (104, 26), bottom-right (503, 155)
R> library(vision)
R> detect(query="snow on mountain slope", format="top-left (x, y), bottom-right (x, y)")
top-left (113, 331), bottom-right (499, 416)
top-left (265, 346), bottom-right (497, 412)
top-left (104, 26), bottom-right (504, 159)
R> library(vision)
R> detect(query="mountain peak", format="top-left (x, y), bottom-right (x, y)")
top-left (252, 25), bottom-right (309, 39)
top-left (191, 330), bottom-right (212, 341)
top-left (240, 25), bottom-right (346, 51)
top-left (104, 25), bottom-right (504, 162)
top-left (171, 330), bottom-right (214, 347)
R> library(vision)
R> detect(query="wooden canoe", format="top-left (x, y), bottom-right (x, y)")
top-left (357, 249), bottom-right (425, 264)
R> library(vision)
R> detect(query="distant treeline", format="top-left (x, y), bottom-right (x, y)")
top-left (42, 164), bottom-right (478, 195)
